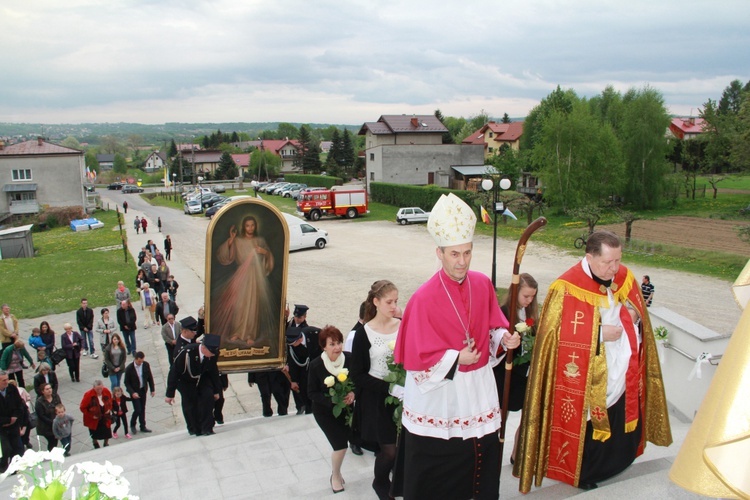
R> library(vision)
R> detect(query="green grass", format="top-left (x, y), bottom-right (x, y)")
top-left (1, 210), bottom-right (134, 319)
top-left (697, 174), bottom-right (750, 191)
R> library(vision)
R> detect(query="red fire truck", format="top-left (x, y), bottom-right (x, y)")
top-left (296, 186), bottom-right (368, 221)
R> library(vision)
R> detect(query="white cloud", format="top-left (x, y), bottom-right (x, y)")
top-left (1, 0), bottom-right (748, 124)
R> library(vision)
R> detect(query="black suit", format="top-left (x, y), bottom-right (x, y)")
top-left (124, 360), bottom-right (155, 431)
top-left (166, 344), bottom-right (221, 435)
top-left (155, 299), bottom-right (179, 326)
top-left (0, 384), bottom-right (24, 472)
top-left (76, 307), bottom-right (95, 352)
top-left (117, 306), bottom-right (138, 355)
top-left (33, 371), bottom-right (59, 398)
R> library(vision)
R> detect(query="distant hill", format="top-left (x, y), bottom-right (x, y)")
top-left (0, 122), bottom-right (362, 145)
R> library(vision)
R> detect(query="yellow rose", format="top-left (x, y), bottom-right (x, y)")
top-left (387, 340), bottom-right (396, 351)
top-left (337, 372), bottom-right (348, 383)
top-left (324, 376), bottom-right (335, 388)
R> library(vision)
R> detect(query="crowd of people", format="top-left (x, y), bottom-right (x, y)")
top-left (1, 196), bottom-right (671, 499)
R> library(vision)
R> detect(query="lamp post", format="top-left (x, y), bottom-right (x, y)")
top-left (172, 173), bottom-right (177, 202)
top-left (197, 176), bottom-right (204, 213)
top-left (482, 177), bottom-right (512, 288)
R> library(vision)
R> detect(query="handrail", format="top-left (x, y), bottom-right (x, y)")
top-left (663, 341), bottom-right (722, 366)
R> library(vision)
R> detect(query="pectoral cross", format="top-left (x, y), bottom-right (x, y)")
top-left (463, 331), bottom-right (474, 347)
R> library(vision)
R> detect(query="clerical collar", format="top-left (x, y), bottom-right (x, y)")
top-left (581, 257), bottom-right (616, 292)
top-left (591, 273), bottom-right (612, 288)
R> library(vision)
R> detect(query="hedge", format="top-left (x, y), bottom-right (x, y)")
top-left (370, 183), bottom-right (481, 212)
top-left (283, 174), bottom-right (343, 189)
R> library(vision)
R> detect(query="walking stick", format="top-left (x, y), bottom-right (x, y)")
top-left (497, 216), bottom-right (547, 475)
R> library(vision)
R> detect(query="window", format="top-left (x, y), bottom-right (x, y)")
top-left (370, 153), bottom-right (375, 161)
top-left (10, 192), bottom-right (36, 203)
top-left (301, 224), bottom-right (316, 234)
top-left (370, 172), bottom-right (374, 181)
top-left (489, 132), bottom-right (493, 138)
top-left (12, 169), bottom-right (32, 181)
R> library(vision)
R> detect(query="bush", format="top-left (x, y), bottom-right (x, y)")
top-left (284, 174), bottom-right (342, 188)
top-left (39, 206), bottom-right (85, 228)
top-left (370, 183), bottom-right (479, 212)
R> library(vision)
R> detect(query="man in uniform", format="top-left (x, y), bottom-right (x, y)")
top-left (517, 231), bottom-right (672, 491)
top-left (165, 334), bottom-right (222, 436)
top-left (285, 325), bottom-right (320, 415)
top-left (247, 370), bottom-right (290, 417)
top-left (394, 193), bottom-right (519, 499)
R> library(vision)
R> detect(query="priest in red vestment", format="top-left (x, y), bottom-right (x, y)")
top-left (517, 230), bottom-right (672, 491)
top-left (395, 193), bottom-right (519, 500)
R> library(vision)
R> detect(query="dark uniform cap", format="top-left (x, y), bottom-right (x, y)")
top-left (179, 316), bottom-right (198, 331)
top-left (202, 334), bottom-right (221, 353)
top-left (285, 326), bottom-right (303, 345)
top-left (293, 304), bottom-right (309, 317)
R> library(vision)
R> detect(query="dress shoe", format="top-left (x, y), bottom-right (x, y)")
top-left (350, 443), bottom-right (363, 456)
top-left (202, 431), bottom-right (215, 436)
top-left (140, 427), bottom-right (152, 433)
top-left (578, 482), bottom-right (598, 490)
top-left (330, 475), bottom-right (344, 494)
top-left (296, 407), bottom-right (305, 415)
top-left (131, 428), bottom-right (137, 435)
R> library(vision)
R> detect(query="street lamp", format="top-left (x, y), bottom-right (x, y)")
top-left (197, 176), bottom-right (204, 213)
top-left (482, 177), bottom-right (512, 288)
top-left (172, 173), bottom-right (177, 202)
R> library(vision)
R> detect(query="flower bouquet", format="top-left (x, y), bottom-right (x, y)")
top-left (513, 318), bottom-right (536, 366)
top-left (324, 368), bottom-right (355, 427)
top-left (0, 447), bottom-right (137, 500)
top-left (383, 340), bottom-right (406, 434)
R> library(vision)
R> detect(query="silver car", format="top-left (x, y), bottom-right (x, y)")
top-left (396, 207), bottom-right (431, 225)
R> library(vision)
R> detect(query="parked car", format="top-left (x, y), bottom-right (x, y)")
top-left (268, 182), bottom-right (291, 195)
top-left (212, 184), bottom-right (227, 193)
top-left (108, 182), bottom-right (124, 190)
top-left (259, 182), bottom-right (280, 193)
top-left (182, 187), bottom-right (212, 199)
top-left (184, 199), bottom-right (202, 214)
top-left (122, 185), bottom-right (144, 194)
top-left (204, 199), bottom-right (230, 218)
top-left (283, 213), bottom-right (329, 251)
top-left (396, 207), bottom-right (430, 225)
top-left (201, 194), bottom-right (226, 208)
top-left (280, 183), bottom-right (306, 198)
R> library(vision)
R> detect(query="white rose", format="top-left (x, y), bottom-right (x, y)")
top-left (324, 376), bottom-right (335, 388)
top-left (515, 322), bottom-right (529, 333)
top-left (387, 340), bottom-right (396, 351)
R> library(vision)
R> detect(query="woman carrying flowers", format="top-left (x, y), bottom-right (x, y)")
top-left (307, 326), bottom-right (354, 494)
top-left (351, 280), bottom-right (400, 500)
top-left (494, 272), bottom-right (539, 464)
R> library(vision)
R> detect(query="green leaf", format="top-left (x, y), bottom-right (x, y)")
top-left (332, 405), bottom-right (342, 417)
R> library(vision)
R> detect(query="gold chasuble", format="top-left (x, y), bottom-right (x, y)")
top-left (517, 263), bottom-right (672, 491)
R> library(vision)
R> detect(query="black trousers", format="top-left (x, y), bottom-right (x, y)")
top-left (130, 387), bottom-right (148, 429)
top-left (165, 343), bottom-right (175, 367)
top-left (65, 357), bottom-right (80, 381)
top-left (0, 426), bottom-right (24, 472)
top-left (255, 372), bottom-right (290, 416)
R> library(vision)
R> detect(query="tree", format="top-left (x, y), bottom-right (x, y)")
top-left (340, 130), bottom-right (356, 177)
top-left (216, 151), bottom-right (238, 180)
top-left (501, 113), bottom-right (511, 124)
top-left (718, 79), bottom-right (747, 115)
top-left (618, 86), bottom-right (671, 209)
top-left (294, 125), bottom-right (322, 174)
top-left (249, 149), bottom-right (281, 180)
top-left (113, 153), bottom-right (127, 174)
top-left (168, 139), bottom-right (178, 159)
top-left (521, 85), bottom-right (578, 154)
top-left (614, 208), bottom-right (641, 243)
top-left (485, 147), bottom-right (524, 189)
top-left (277, 123), bottom-right (299, 140)
top-left (567, 205), bottom-right (604, 235)
top-left (435, 109), bottom-right (455, 144)
top-left (533, 99), bottom-right (624, 211)
top-left (60, 136), bottom-right (81, 150)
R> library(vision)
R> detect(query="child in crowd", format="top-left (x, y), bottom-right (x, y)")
top-left (35, 347), bottom-right (53, 373)
top-left (53, 404), bottom-right (75, 457)
top-left (29, 328), bottom-right (46, 353)
top-left (111, 386), bottom-right (131, 439)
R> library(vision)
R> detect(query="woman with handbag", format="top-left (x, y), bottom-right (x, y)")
top-left (103, 333), bottom-right (127, 390)
top-left (35, 383), bottom-right (62, 451)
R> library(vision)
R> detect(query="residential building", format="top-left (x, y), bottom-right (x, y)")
top-left (462, 121), bottom-right (524, 159)
top-left (231, 153), bottom-right (250, 178)
top-left (359, 114), bottom-right (485, 189)
top-left (96, 153), bottom-right (115, 170)
top-left (144, 151), bottom-right (167, 172)
top-left (668, 117), bottom-right (706, 140)
top-left (0, 138), bottom-right (87, 217)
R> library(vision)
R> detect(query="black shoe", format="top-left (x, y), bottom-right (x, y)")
top-left (93, 442), bottom-right (100, 449)
top-left (202, 431), bottom-right (215, 436)
top-left (578, 482), bottom-right (598, 490)
top-left (296, 407), bottom-right (305, 415)
top-left (140, 427), bottom-right (152, 433)
top-left (131, 427), bottom-right (137, 435)
top-left (350, 443), bottom-right (363, 456)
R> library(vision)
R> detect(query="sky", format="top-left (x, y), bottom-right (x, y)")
top-left (1, 0), bottom-right (748, 126)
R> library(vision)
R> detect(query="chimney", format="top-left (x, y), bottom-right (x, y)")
top-left (37, 137), bottom-right (43, 146)
top-left (410, 117), bottom-right (419, 127)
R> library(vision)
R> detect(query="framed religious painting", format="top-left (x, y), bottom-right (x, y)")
top-left (205, 198), bottom-right (289, 372)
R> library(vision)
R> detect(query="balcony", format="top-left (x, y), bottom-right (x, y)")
top-left (9, 199), bottom-right (40, 214)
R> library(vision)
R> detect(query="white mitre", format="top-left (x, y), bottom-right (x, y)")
top-left (427, 193), bottom-right (476, 247)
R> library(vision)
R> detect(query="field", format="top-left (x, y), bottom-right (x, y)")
top-left (599, 216), bottom-right (750, 256)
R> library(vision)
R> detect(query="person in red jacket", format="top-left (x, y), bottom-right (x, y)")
top-left (141, 217), bottom-right (148, 233)
top-left (79, 380), bottom-right (113, 449)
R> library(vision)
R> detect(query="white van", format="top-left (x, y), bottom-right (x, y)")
top-left (283, 213), bottom-right (329, 251)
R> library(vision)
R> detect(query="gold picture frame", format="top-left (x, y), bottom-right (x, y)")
top-left (205, 198), bottom-right (289, 372)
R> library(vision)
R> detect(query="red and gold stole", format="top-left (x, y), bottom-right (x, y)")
top-left (545, 264), bottom-right (645, 486)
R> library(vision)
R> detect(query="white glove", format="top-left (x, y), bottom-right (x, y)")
top-left (389, 385), bottom-right (404, 401)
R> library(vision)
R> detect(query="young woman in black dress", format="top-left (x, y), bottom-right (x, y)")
top-left (494, 272), bottom-right (539, 464)
top-left (308, 326), bottom-right (354, 494)
top-left (351, 280), bottom-right (400, 500)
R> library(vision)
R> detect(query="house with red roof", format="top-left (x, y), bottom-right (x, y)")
top-left (231, 153), bottom-right (250, 178)
top-left (668, 117), bottom-right (706, 140)
top-left (0, 138), bottom-right (87, 217)
top-left (359, 114), bottom-right (484, 189)
top-left (462, 121), bottom-right (524, 159)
